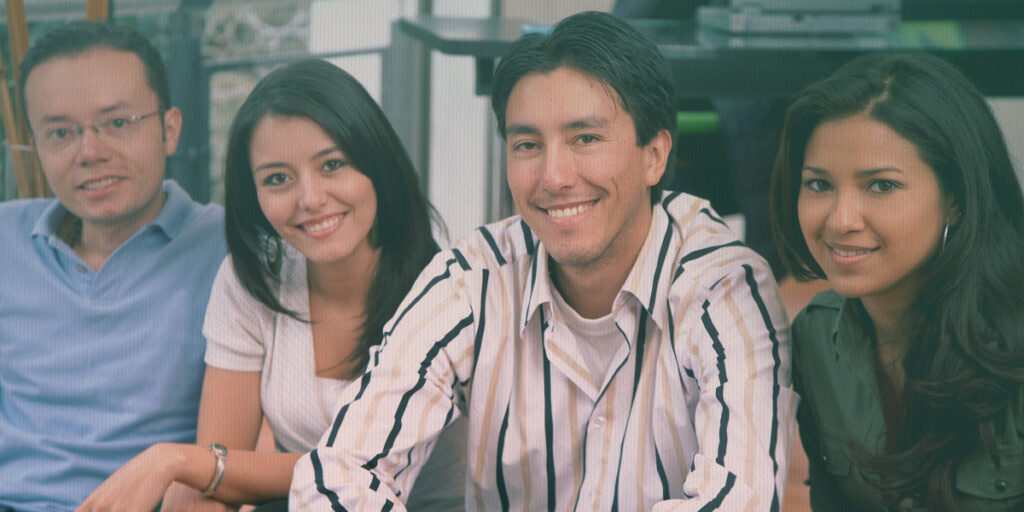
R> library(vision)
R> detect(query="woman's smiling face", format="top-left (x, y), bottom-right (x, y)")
top-left (250, 115), bottom-right (378, 267)
top-left (798, 112), bottom-right (954, 307)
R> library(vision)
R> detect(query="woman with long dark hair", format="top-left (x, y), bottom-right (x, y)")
top-left (82, 59), bottom-right (465, 511)
top-left (770, 52), bottom-right (1024, 511)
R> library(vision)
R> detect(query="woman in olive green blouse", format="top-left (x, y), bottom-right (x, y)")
top-left (770, 52), bottom-right (1024, 511)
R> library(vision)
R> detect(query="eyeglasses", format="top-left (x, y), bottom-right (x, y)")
top-left (34, 111), bottom-right (162, 153)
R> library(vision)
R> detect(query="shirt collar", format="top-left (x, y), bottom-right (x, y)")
top-left (521, 241), bottom-right (555, 334)
top-left (149, 179), bottom-right (194, 240)
top-left (617, 202), bottom-right (674, 331)
top-left (30, 180), bottom-right (193, 244)
top-left (520, 203), bottom-right (672, 334)
top-left (31, 199), bottom-right (71, 241)
top-left (830, 294), bottom-right (878, 382)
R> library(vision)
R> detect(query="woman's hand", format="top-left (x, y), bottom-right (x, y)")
top-left (161, 482), bottom-right (239, 512)
top-left (78, 443), bottom-right (185, 512)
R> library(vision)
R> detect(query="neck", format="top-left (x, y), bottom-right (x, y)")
top-left (550, 262), bottom-right (618, 319)
top-left (860, 284), bottom-right (918, 357)
top-left (73, 191), bottom-right (167, 271)
top-left (307, 244), bottom-right (381, 307)
top-left (863, 296), bottom-right (912, 408)
top-left (550, 204), bottom-right (653, 319)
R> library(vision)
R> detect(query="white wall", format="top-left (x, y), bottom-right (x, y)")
top-left (309, 0), bottom-right (402, 102)
top-left (427, 1), bottom-right (492, 245)
top-left (989, 99), bottom-right (1024, 188)
top-left (503, 0), bottom-right (614, 23)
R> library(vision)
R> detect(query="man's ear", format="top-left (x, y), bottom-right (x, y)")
top-left (162, 107), bottom-right (183, 157)
top-left (643, 129), bottom-right (672, 187)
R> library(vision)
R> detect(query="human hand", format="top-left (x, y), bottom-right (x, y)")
top-left (78, 443), bottom-right (181, 512)
top-left (161, 482), bottom-right (239, 512)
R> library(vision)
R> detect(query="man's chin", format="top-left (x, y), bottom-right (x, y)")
top-left (545, 246), bottom-right (603, 273)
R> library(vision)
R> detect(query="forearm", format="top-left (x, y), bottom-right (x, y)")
top-left (662, 388), bottom-right (796, 511)
top-left (289, 254), bottom-right (472, 509)
top-left (668, 264), bottom-right (795, 510)
top-left (291, 447), bottom-right (407, 511)
top-left (166, 443), bottom-right (302, 504)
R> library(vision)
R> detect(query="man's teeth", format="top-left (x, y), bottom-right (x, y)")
top-left (305, 215), bottom-right (341, 233)
top-left (832, 247), bottom-right (872, 257)
top-left (82, 177), bottom-right (118, 190)
top-left (548, 203), bottom-right (592, 218)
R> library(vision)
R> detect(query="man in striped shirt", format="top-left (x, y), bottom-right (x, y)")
top-left (292, 11), bottom-right (794, 511)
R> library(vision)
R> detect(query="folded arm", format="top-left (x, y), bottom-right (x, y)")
top-left (291, 255), bottom-right (475, 510)
top-left (657, 263), bottom-right (796, 511)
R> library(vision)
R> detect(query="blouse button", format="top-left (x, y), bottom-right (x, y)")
top-left (995, 480), bottom-right (1008, 492)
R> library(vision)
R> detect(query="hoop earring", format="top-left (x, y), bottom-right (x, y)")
top-left (941, 221), bottom-right (950, 252)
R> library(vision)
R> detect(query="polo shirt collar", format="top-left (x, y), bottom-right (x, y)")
top-left (150, 179), bottom-right (194, 240)
top-left (31, 199), bottom-right (71, 242)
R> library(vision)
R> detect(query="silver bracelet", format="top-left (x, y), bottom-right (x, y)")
top-left (201, 443), bottom-right (228, 497)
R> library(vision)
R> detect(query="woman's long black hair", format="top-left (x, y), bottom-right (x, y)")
top-left (223, 58), bottom-right (441, 378)
top-left (771, 52), bottom-right (1024, 509)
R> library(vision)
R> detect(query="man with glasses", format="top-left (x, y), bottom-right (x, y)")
top-left (0, 22), bottom-right (226, 511)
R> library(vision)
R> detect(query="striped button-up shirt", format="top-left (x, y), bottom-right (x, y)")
top-left (291, 192), bottom-right (796, 511)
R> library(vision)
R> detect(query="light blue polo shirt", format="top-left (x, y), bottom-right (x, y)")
top-left (0, 180), bottom-right (226, 512)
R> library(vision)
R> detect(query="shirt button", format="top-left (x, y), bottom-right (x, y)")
top-left (995, 480), bottom-right (1008, 492)
top-left (821, 455), bottom-right (829, 464)
top-left (897, 497), bottom-right (914, 511)
top-left (593, 416), bottom-right (606, 428)
top-left (76, 264), bottom-right (87, 273)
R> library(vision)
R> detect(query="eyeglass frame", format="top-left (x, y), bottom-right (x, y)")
top-left (32, 110), bottom-right (164, 154)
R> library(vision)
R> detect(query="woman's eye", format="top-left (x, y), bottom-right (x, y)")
top-left (323, 158), bottom-right (347, 172)
top-left (803, 179), bottom-right (831, 192)
top-left (262, 173), bottom-right (288, 186)
top-left (868, 180), bottom-right (899, 193)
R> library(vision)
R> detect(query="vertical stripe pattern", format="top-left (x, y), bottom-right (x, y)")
top-left (290, 194), bottom-right (795, 511)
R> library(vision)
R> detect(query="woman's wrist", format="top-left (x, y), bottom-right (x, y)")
top-left (146, 442), bottom-right (191, 484)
